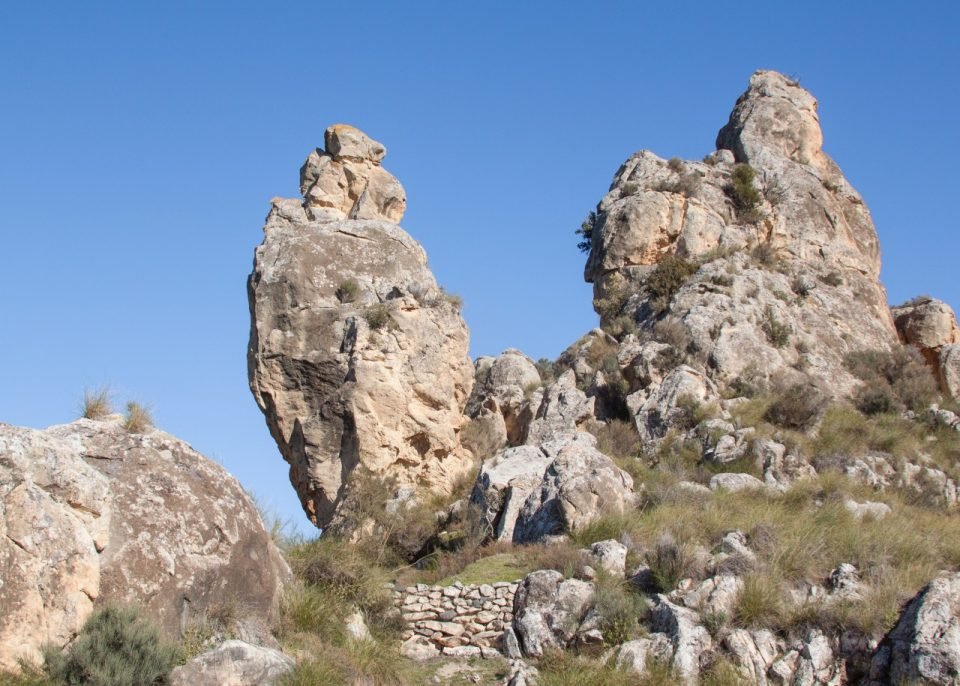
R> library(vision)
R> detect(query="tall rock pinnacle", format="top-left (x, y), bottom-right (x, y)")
top-left (248, 125), bottom-right (474, 529)
top-left (583, 70), bottom-right (898, 397)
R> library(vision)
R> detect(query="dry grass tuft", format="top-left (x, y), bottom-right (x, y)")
top-left (81, 387), bottom-right (113, 420)
top-left (123, 401), bottom-right (153, 433)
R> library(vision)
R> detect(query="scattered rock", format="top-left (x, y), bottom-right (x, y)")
top-left (588, 539), bottom-right (628, 578)
top-left (615, 634), bottom-right (675, 676)
top-left (648, 594), bottom-right (715, 682)
top-left (709, 472), bottom-right (766, 493)
top-left (169, 640), bottom-right (294, 686)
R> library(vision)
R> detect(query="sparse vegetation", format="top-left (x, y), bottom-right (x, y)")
top-left (363, 303), bottom-right (395, 331)
top-left (844, 347), bottom-right (938, 413)
top-left (760, 306), bottom-right (791, 348)
top-left (123, 401), bottom-right (152, 433)
top-left (336, 278), bottom-right (360, 303)
top-left (43, 606), bottom-right (178, 686)
top-left (647, 255), bottom-right (698, 313)
top-left (81, 388), bottom-right (112, 420)
top-left (576, 211), bottom-right (597, 253)
top-left (763, 383), bottom-right (826, 430)
top-left (725, 163), bottom-right (763, 223)
top-left (818, 271), bottom-right (843, 287)
top-left (667, 157), bottom-right (685, 173)
top-left (621, 182), bottom-right (640, 196)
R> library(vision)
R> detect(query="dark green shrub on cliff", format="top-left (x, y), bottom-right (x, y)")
top-left (647, 255), bottom-right (698, 312)
top-left (576, 211), bottom-right (597, 253)
top-left (726, 163), bottom-right (763, 223)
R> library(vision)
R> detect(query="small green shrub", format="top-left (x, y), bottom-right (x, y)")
top-left (760, 306), bottom-right (791, 348)
top-left (647, 255), bottom-right (698, 312)
top-left (535, 358), bottom-right (558, 385)
top-left (81, 388), bottom-right (112, 420)
top-left (123, 402), bottom-right (152, 433)
top-left (726, 164), bottom-right (763, 223)
top-left (363, 304), bottom-right (394, 331)
top-left (43, 605), bottom-right (177, 686)
top-left (336, 279), bottom-right (360, 303)
top-left (576, 211), bottom-right (597, 253)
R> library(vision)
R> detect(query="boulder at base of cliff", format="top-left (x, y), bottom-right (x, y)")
top-left (0, 417), bottom-right (290, 671)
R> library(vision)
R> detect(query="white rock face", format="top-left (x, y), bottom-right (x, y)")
top-left (583, 70), bottom-right (898, 398)
top-left (869, 571), bottom-right (960, 685)
top-left (648, 594), bottom-right (715, 682)
top-left (169, 640), bottom-right (294, 686)
top-left (470, 444), bottom-right (554, 542)
top-left (0, 419), bottom-right (290, 672)
top-left (249, 125), bottom-right (474, 529)
top-left (941, 344), bottom-right (960, 399)
top-left (465, 349), bottom-right (542, 454)
top-left (522, 370), bottom-right (595, 446)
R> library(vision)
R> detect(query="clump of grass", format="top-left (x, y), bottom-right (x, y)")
top-left (667, 157), bottom-right (685, 173)
top-left (569, 513), bottom-right (632, 548)
top-left (43, 605), bottom-right (178, 686)
top-left (520, 541), bottom-right (590, 579)
top-left (588, 573), bottom-right (648, 645)
top-left (81, 387), bottom-right (112, 420)
top-left (646, 532), bottom-right (689, 592)
top-left (123, 401), bottom-right (153, 433)
top-left (588, 419), bottom-right (641, 460)
top-left (647, 255), bottom-right (698, 313)
top-left (536, 650), bottom-right (644, 686)
top-left (363, 303), bottom-right (395, 331)
top-left (336, 278), bottom-right (360, 303)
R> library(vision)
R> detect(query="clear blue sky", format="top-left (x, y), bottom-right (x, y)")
top-left (2, 2), bottom-right (957, 531)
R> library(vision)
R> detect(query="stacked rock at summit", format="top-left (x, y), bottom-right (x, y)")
top-left (583, 70), bottom-right (899, 398)
top-left (248, 125), bottom-right (474, 529)
top-left (0, 417), bottom-right (289, 671)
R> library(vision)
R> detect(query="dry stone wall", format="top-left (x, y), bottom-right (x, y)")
top-left (393, 580), bottom-right (518, 658)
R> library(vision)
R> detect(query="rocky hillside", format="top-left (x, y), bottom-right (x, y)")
top-left (4, 69), bottom-right (960, 686)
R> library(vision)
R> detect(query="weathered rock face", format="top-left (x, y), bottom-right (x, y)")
top-left (0, 418), bottom-right (289, 671)
top-left (248, 125), bottom-right (474, 529)
top-left (465, 349), bottom-right (542, 454)
top-left (512, 570), bottom-right (595, 657)
top-left (583, 70), bottom-right (898, 397)
top-left (893, 297), bottom-right (960, 396)
top-left (869, 571), bottom-right (960, 685)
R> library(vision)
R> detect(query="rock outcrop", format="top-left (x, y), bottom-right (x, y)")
top-left (892, 296), bottom-right (960, 397)
top-left (583, 70), bottom-right (899, 401)
top-left (248, 125), bottom-right (474, 529)
top-left (470, 433), bottom-right (635, 544)
top-left (0, 418), bottom-right (289, 671)
top-left (869, 571), bottom-right (960, 685)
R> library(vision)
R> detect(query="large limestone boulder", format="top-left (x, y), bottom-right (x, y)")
top-left (465, 349), bottom-right (541, 452)
top-left (582, 70), bottom-right (898, 397)
top-left (869, 571), bottom-right (960, 685)
top-left (248, 125), bottom-right (474, 529)
top-left (0, 418), bottom-right (289, 671)
top-left (469, 444), bottom-right (553, 542)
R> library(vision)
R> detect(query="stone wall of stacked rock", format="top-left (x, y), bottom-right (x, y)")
top-left (393, 580), bottom-right (519, 658)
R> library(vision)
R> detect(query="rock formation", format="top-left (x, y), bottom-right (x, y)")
top-left (248, 125), bottom-right (474, 529)
top-left (892, 296), bottom-right (960, 397)
top-left (583, 70), bottom-right (899, 401)
top-left (0, 417), bottom-right (289, 671)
